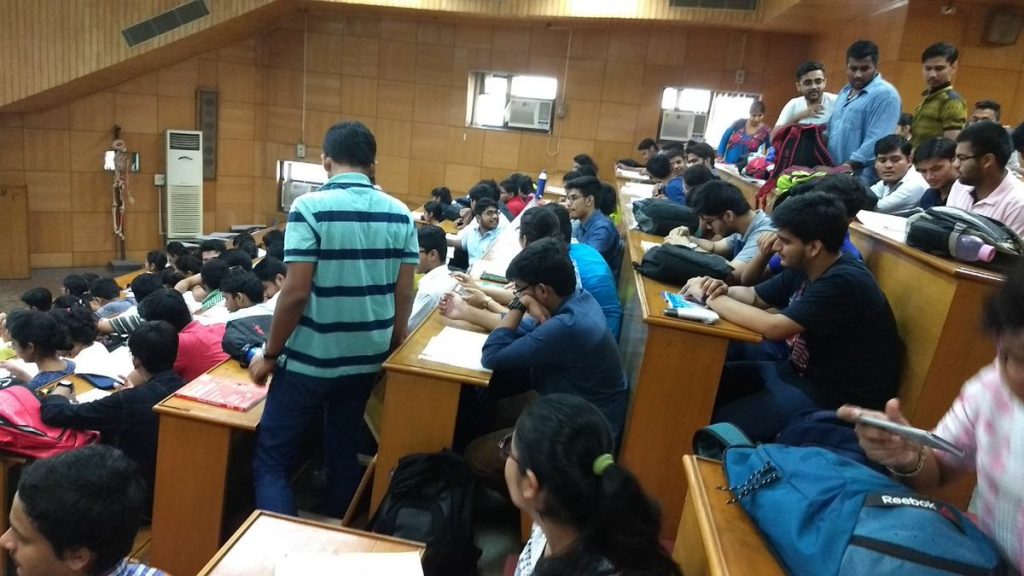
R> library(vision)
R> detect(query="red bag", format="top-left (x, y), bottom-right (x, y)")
top-left (0, 386), bottom-right (98, 459)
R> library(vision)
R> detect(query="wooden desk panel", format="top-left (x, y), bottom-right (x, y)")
top-left (714, 165), bottom-right (762, 208)
top-left (199, 510), bottom-right (424, 576)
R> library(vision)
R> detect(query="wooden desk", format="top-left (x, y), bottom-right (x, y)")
top-left (198, 510), bottom-right (424, 576)
top-left (673, 455), bottom-right (783, 576)
top-left (114, 267), bottom-right (147, 289)
top-left (250, 222), bottom-right (286, 246)
top-left (617, 185), bottom-right (761, 538)
top-left (410, 204), bottom-right (459, 235)
top-left (150, 360), bottom-right (266, 576)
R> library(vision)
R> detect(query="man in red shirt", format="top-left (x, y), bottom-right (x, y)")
top-left (137, 288), bottom-right (228, 382)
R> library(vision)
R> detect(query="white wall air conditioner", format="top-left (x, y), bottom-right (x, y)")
top-left (165, 130), bottom-right (203, 239)
top-left (281, 181), bottom-right (319, 212)
top-left (660, 110), bottom-right (709, 142)
top-left (506, 97), bottom-right (553, 131)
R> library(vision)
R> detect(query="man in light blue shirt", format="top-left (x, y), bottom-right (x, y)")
top-left (827, 40), bottom-right (902, 186)
top-left (567, 175), bottom-right (622, 274)
top-left (449, 197), bottom-right (502, 267)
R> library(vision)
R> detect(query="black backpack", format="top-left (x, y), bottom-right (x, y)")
top-left (632, 197), bottom-right (699, 236)
top-left (221, 314), bottom-right (273, 363)
top-left (372, 451), bottom-right (481, 576)
top-left (907, 206), bottom-right (1023, 259)
top-left (633, 243), bottom-right (733, 285)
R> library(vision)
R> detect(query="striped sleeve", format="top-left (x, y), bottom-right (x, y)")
top-left (284, 199), bottom-right (320, 263)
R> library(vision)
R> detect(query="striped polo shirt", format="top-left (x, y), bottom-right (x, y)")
top-left (282, 173), bottom-right (418, 378)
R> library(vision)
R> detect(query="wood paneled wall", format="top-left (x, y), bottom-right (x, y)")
top-left (0, 9), bottom-right (809, 268)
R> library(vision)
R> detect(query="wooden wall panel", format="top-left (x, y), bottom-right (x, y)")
top-left (0, 186), bottom-right (30, 279)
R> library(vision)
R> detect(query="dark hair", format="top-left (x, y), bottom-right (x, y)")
top-left (897, 112), bottom-right (913, 128)
top-left (6, 309), bottom-right (72, 356)
top-left (416, 225), bottom-right (447, 261)
top-left (138, 288), bottom-right (191, 332)
top-left (81, 273), bottom-right (100, 286)
top-left (957, 120), bottom-right (1013, 169)
top-left (17, 445), bottom-right (146, 576)
top-left (874, 134), bottom-right (912, 157)
top-left (500, 173), bottom-right (534, 199)
top-left (506, 238), bottom-right (576, 297)
top-left (811, 174), bottom-right (870, 219)
top-left (261, 229), bottom-right (284, 248)
top-left (687, 142), bottom-right (716, 164)
top-left (237, 241), bottom-right (259, 259)
top-left (176, 254), bottom-right (202, 276)
top-left (542, 203), bottom-right (573, 244)
top-left (146, 250), bottom-right (167, 271)
top-left (682, 164), bottom-right (714, 192)
top-left (21, 287), bottom-right (52, 311)
top-left (564, 164), bottom-right (597, 181)
top-left (53, 294), bottom-right (85, 310)
top-left (201, 259), bottom-right (230, 291)
top-left (574, 154), bottom-right (598, 173)
top-left (49, 305), bottom-right (97, 347)
top-left (519, 208), bottom-right (561, 245)
top-left (637, 138), bottom-right (657, 151)
top-left (128, 321), bottom-right (179, 374)
top-left (473, 196), bottom-right (499, 217)
top-left (159, 267), bottom-right (186, 288)
top-left (221, 248), bottom-right (253, 271)
top-left (750, 100), bottom-right (766, 115)
top-left (166, 241), bottom-right (187, 258)
top-left (597, 182), bottom-right (617, 216)
top-left (233, 231), bottom-right (255, 247)
top-left (266, 241), bottom-right (284, 260)
top-left (253, 256), bottom-right (287, 283)
top-left (847, 40), bottom-right (880, 65)
top-left (565, 176), bottom-right (602, 201)
top-left (220, 270), bottom-right (264, 304)
top-left (89, 277), bottom-right (121, 301)
top-left (198, 239), bottom-right (227, 255)
top-left (469, 180), bottom-right (501, 203)
top-left (431, 186), bottom-right (453, 205)
top-left (692, 180), bottom-right (750, 218)
top-left (1012, 122), bottom-right (1024, 154)
top-left (62, 274), bottom-right (89, 296)
top-left (795, 60), bottom-right (825, 80)
top-left (130, 273), bottom-right (164, 304)
top-left (984, 259), bottom-right (1024, 335)
top-left (323, 121), bottom-right (376, 168)
top-left (513, 395), bottom-right (682, 576)
top-left (974, 100), bottom-right (1001, 121)
top-left (423, 200), bottom-right (444, 221)
top-left (646, 154), bottom-right (671, 180)
top-left (922, 41), bottom-right (958, 64)
top-left (914, 137), bottom-right (957, 163)
top-left (771, 191), bottom-right (848, 252)
top-left (662, 145), bottom-right (685, 161)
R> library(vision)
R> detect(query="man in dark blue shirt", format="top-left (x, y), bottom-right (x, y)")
top-left (567, 176), bottom-right (622, 274)
top-left (914, 136), bottom-right (958, 209)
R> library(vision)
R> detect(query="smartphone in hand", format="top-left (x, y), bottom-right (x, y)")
top-left (855, 415), bottom-right (965, 457)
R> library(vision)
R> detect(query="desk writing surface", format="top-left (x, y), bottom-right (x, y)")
top-left (384, 312), bottom-right (491, 387)
top-left (850, 223), bottom-right (1005, 285)
top-left (154, 359), bottom-right (264, 431)
top-left (199, 510), bottom-right (424, 576)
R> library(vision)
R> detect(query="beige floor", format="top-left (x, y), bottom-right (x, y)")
top-left (0, 267), bottom-right (111, 313)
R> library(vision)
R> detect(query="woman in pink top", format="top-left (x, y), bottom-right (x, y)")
top-left (839, 260), bottom-right (1024, 572)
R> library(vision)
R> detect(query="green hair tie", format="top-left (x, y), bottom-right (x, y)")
top-left (592, 453), bottom-right (614, 476)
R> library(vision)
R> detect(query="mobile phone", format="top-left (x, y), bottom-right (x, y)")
top-left (480, 272), bottom-right (508, 284)
top-left (855, 415), bottom-right (965, 457)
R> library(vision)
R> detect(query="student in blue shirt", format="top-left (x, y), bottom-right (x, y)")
top-left (448, 197), bottom-right (502, 267)
top-left (827, 40), bottom-right (902, 185)
top-left (567, 176), bottom-right (622, 274)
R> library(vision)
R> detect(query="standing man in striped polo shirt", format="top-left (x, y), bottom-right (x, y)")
top-left (248, 121), bottom-right (418, 517)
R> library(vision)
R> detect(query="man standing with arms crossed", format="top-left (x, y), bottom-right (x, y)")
top-left (249, 121), bottom-right (418, 518)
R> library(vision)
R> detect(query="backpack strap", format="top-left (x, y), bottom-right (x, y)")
top-left (693, 423), bottom-right (754, 461)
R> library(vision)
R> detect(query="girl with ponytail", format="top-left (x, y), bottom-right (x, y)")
top-left (505, 394), bottom-right (683, 576)
top-left (1, 309), bottom-right (75, 390)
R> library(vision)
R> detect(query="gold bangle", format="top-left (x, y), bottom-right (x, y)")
top-left (887, 448), bottom-right (925, 478)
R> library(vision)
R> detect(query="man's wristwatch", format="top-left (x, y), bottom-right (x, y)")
top-left (261, 343), bottom-right (280, 361)
top-left (508, 297), bottom-right (527, 312)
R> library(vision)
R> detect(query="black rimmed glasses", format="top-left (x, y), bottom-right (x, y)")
top-left (512, 284), bottom-right (534, 298)
top-left (498, 432), bottom-right (520, 465)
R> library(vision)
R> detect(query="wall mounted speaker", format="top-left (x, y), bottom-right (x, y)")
top-left (984, 7), bottom-right (1023, 47)
top-left (196, 89), bottom-right (218, 180)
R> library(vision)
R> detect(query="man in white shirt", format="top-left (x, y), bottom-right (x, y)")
top-left (869, 134), bottom-right (928, 214)
top-left (410, 225), bottom-right (456, 332)
top-left (773, 61), bottom-right (837, 135)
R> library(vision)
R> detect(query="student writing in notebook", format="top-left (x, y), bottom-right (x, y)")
top-left (1, 309), bottom-right (75, 390)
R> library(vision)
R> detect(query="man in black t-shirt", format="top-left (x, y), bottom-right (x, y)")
top-left (684, 192), bottom-right (902, 441)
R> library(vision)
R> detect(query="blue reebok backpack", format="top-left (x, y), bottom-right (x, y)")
top-left (695, 424), bottom-right (1007, 575)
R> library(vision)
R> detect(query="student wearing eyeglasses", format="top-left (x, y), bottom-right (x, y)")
top-left (946, 121), bottom-right (1024, 237)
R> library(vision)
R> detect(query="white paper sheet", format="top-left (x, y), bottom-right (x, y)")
top-left (275, 551), bottom-right (424, 576)
top-left (418, 327), bottom-right (491, 373)
top-left (640, 240), bottom-right (661, 253)
top-left (856, 210), bottom-right (908, 243)
top-left (77, 388), bottom-right (113, 403)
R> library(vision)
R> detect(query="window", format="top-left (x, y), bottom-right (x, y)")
top-left (468, 72), bottom-right (558, 133)
top-left (659, 87), bottom-right (760, 146)
top-left (277, 160), bottom-right (327, 211)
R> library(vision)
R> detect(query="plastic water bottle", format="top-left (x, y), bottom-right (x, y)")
top-left (536, 170), bottom-right (547, 199)
top-left (952, 234), bottom-right (996, 263)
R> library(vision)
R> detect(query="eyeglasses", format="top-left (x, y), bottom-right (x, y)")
top-left (954, 154), bottom-right (983, 163)
top-left (565, 194), bottom-right (584, 203)
top-left (498, 433), bottom-right (520, 465)
top-left (512, 284), bottom-right (534, 297)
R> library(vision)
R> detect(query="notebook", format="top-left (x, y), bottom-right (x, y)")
top-left (174, 373), bottom-right (268, 411)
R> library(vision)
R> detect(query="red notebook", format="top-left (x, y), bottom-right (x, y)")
top-left (174, 373), bottom-right (268, 412)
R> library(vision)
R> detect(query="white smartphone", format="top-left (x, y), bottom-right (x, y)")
top-left (856, 415), bottom-right (965, 458)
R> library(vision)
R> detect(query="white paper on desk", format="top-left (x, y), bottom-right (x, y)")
top-left (544, 185), bottom-right (566, 196)
top-left (856, 210), bottom-right (908, 242)
top-left (640, 240), bottom-right (661, 253)
top-left (275, 551), bottom-right (424, 576)
top-left (77, 388), bottom-right (113, 403)
top-left (621, 183), bottom-right (655, 198)
top-left (616, 168), bottom-right (651, 181)
top-left (419, 327), bottom-right (492, 373)
top-left (410, 210), bottom-right (425, 221)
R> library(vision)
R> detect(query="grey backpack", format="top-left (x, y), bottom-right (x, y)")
top-left (907, 206), bottom-right (1023, 258)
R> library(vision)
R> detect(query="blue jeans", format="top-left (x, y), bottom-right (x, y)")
top-left (253, 365), bottom-right (375, 517)
top-left (712, 360), bottom-right (823, 442)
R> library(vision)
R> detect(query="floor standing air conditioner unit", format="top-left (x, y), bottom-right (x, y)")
top-left (165, 130), bottom-right (203, 239)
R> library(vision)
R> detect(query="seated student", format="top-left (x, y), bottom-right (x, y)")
top-left (61, 274), bottom-right (89, 297)
top-left (947, 120), bottom-right (1024, 236)
top-left (914, 137), bottom-right (958, 209)
top-left (41, 321), bottom-right (185, 512)
top-left (448, 197), bottom-right (502, 268)
top-left (20, 287), bottom-right (52, 312)
top-left (261, 228), bottom-right (284, 250)
top-left (646, 153), bottom-right (673, 197)
top-left (429, 186), bottom-right (464, 221)
top-left (199, 239), bottom-right (226, 263)
top-left (839, 262), bottom-right (1024, 573)
top-left (684, 192), bottom-right (902, 441)
top-left (81, 272), bottom-right (100, 289)
top-left (1, 309), bottom-right (75, 390)
top-left (166, 240), bottom-right (188, 269)
top-left (221, 248), bottom-right (253, 271)
top-left (221, 269), bottom-right (273, 320)
top-left (137, 288), bottom-right (227, 383)
top-left (500, 173), bottom-right (534, 218)
top-left (682, 164), bottom-right (715, 207)
top-left (647, 151), bottom-right (687, 205)
top-left (573, 153), bottom-right (598, 174)
top-left (144, 250), bottom-right (167, 273)
top-left (970, 99), bottom-right (1001, 124)
top-left (265, 240), bottom-right (284, 261)
top-left (409, 225), bottom-right (455, 332)
top-left (0, 444), bottom-right (166, 576)
top-left (686, 141), bottom-right (718, 173)
top-left (665, 180), bottom-right (775, 284)
top-left (1011, 122), bottom-right (1024, 177)
top-left (617, 137), bottom-right (660, 171)
top-left (868, 134), bottom-right (929, 213)
top-left (508, 395), bottom-right (683, 576)
top-left (97, 273), bottom-right (164, 336)
top-left (49, 305), bottom-right (108, 364)
top-left (235, 239), bottom-right (259, 260)
top-left (173, 253), bottom-right (202, 277)
top-left (896, 112), bottom-right (913, 142)
top-left (456, 179), bottom-right (512, 231)
top-left (253, 256), bottom-right (287, 303)
top-left (175, 258), bottom-right (229, 313)
top-left (89, 277), bottom-right (133, 319)
top-left (566, 176), bottom-right (622, 273)
top-left (420, 200), bottom-right (446, 225)
top-left (158, 267), bottom-right (184, 289)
